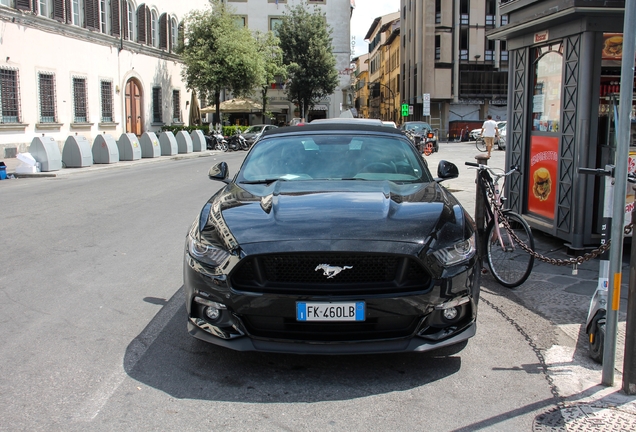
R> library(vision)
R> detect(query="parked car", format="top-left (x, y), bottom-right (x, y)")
top-left (382, 121), bottom-right (397, 128)
top-left (496, 123), bottom-right (506, 150)
top-left (400, 121), bottom-right (439, 152)
top-left (184, 122), bottom-right (479, 354)
top-left (242, 124), bottom-right (278, 146)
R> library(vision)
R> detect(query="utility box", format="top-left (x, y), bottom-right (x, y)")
top-left (176, 131), bottom-right (193, 154)
top-left (140, 132), bottom-right (161, 158)
top-left (159, 132), bottom-right (178, 156)
top-left (117, 133), bottom-right (142, 161)
top-left (93, 134), bottom-right (119, 164)
top-left (62, 135), bottom-right (93, 168)
top-left (190, 130), bottom-right (205, 152)
top-left (29, 136), bottom-right (62, 171)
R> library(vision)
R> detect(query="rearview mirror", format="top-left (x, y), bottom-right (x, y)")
top-left (208, 162), bottom-right (230, 183)
top-left (436, 160), bottom-right (459, 182)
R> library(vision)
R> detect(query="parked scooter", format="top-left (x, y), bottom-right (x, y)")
top-left (227, 129), bottom-right (248, 151)
top-left (207, 127), bottom-right (227, 152)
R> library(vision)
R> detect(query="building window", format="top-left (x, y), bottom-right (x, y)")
top-left (269, 17), bottom-right (282, 35)
top-left (171, 17), bottom-right (178, 51)
top-left (100, 80), bottom-right (113, 122)
top-left (234, 16), bottom-right (246, 27)
top-left (435, 0), bottom-right (441, 24)
top-left (460, 28), bottom-right (468, 60)
top-left (460, 0), bottom-right (468, 24)
top-left (127, 1), bottom-right (136, 41)
top-left (152, 86), bottom-right (162, 123)
top-left (532, 43), bottom-right (563, 132)
top-left (151, 10), bottom-right (158, 47)
top-left (485, 39), bottom-right (495, 61)
top-left (38, 72), bottom-right (57, 123)
top-left (100, 0), bottom-right (109, 33)
top-left (38, 0), bottom-right (52, 18)
top-left (500, 41), bottom-right (508, 62)
top-left (435, 35), bottom-right (441, 60)
top-left (72, 0), bottom-right (83, 26)
top-left (501, 15), bottom-right (508, 26)
top-left (0, 68), bottom-right (20, 123)
top-left (486, 15), bottom-right (495, 26)
top-left (1, 0), bottom-right (13, 7)
top-left (172, 90), bottom-right (181, 123)
top-left (72, 77), bottom-right (88, 123)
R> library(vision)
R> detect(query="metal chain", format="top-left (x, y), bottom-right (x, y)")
top-left (485, 184), bottom-right (634, 267)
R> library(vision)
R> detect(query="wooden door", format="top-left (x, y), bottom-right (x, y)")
top-left (125, 80), bottom-right (143, 135)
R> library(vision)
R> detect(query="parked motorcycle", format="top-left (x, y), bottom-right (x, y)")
top-left (227, 129), bottom-right (248, 151)
top-left (207, 128), bottom-right (227, 152)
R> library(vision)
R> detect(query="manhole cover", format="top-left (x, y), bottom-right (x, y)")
top-left (534, 404), bottom-right (636, 431)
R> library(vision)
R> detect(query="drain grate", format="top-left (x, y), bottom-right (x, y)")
top-left (534, 404), bottom-right (636, 431)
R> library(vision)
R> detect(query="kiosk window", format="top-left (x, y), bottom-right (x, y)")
top-left (532, 43), bottom-right (563, 132)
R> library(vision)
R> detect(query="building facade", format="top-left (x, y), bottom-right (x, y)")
top-left (400, 0), bottom-right (509, 139)
top-left (0, 0), bottom-right (204, 157)
top-left (352, 53), bottom-right (369, 119)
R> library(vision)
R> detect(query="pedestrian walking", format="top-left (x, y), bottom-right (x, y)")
top-left (480, 115), bottom-right (499, 157)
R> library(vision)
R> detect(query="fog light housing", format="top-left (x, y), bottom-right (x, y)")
top-left (443, 307), bottom-right (458, 320)
top-left (205, 306), bottom-right (220, 320)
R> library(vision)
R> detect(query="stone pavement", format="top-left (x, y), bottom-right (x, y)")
top-left (2, 140), bottom-right (636, 430)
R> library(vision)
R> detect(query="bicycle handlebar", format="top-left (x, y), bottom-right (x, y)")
top-left (464, 162), bottom-right (521, 177)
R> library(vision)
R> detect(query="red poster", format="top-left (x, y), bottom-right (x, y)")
top-left (527, 136), bottom-right (558, 219)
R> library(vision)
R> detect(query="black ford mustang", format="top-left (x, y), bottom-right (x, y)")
top-left (184, 123), bottom-right (479, 354)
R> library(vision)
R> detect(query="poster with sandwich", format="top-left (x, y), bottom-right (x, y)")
top-left (602, 33), bottom-right (623, 60)
top-left (528, 136), bottom-right (558, 219)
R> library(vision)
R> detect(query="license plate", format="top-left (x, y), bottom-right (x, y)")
top-left (296, 302), bottom-right (365, 322)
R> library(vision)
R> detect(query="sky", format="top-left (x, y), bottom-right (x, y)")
top-left (350, 0), bottom-right (401, 58)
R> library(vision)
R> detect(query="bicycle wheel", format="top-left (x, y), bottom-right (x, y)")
top-left (485, 211), bottom-right (534, 288)
top-left (476, 138), bottom-right (487, 152)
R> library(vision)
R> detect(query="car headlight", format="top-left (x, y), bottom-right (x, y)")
top-left (432, 235), bottom-right (476, 266)
top-left (186, 234), bottom-right (231, 267)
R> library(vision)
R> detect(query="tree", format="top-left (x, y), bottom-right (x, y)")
top-left (254, 31), bottom-right (287, 120)
top-left (179, 1), bottom-right (264, 124)
top-left (277, 3), bottom-right (339, 119)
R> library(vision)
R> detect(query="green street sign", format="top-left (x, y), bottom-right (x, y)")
top-left (401, 103), bottom-right (409, 117)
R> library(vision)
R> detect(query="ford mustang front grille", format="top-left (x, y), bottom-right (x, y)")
top-left (230, 253), bottom-right (431, 295)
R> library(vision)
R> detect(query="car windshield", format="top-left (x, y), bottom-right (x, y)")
top-left (244, 126), bottom-right (263, 133)
top-left (238, 134), bottom-right (432, 183)
top-left (402, 123), bottom-right (431, 133)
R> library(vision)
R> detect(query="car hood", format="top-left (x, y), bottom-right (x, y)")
top-left (203, 180), bottom-right (473, 253)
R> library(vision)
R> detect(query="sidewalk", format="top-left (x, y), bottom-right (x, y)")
top-left (432, 141), bottom-right (636, 430)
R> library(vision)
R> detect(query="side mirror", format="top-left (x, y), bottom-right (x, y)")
top-left (436, 160), bottom-right (459, 182)
top-left (208, 162), bottom-right (230, 183)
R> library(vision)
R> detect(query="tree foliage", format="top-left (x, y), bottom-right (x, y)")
top-left (179, 1), bottom-right (264, 123)
top-left (277, 3), bottom-right (339, 118)
top-left (254, 31), bottom-right (287, 118)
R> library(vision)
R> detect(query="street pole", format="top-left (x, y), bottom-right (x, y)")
top-left (602, 0), bottom-right (636, 386)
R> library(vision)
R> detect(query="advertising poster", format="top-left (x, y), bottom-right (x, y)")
top-left (602, 33), bottom-right (623, 60)
top-left (528, 136), bottom-right (559, 219)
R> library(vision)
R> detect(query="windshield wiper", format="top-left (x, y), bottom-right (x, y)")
top-left (240, 178), bottom-right (287, 185)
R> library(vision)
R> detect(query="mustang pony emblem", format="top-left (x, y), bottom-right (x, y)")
top-left (315, 264), bottom-right (353, 279)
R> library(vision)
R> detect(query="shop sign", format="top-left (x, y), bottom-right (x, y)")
top-left (527, 136), bottom-right (558, 219)
top-left (453, 99), bottom-right (484, 105)
top-left (602, 33), bottom-right (623, 60)
top-left (311, 105), bottom-right (328, 111)
top-left (534, 30), bottom-right (549, 44)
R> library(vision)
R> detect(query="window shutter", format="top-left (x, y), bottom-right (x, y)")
top-left (159, 13), bottom-right (167, 50)
top-left (178, 22), bottom-right (184, 50)
top-left (122, 0), bottom-right (128, 40)
top-left (64, 0), bottom-right (72, 24)
top-left (145, 6), bottom-right (151, 45)
top-left (53, 0), bottom-right (65, 22)
top-left (137, 4), bottom-right (147, 44)
top-left (85, 0), bottom-right (100, 31)
top-left (111, 0), bottom-right (120, 37)
top-left (16, 0), bottom-right (32, 11)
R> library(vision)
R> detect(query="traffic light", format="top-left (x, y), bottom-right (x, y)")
top-left (401, 103), bottom-right (409, 117)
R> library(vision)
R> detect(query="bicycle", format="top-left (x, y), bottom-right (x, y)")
top-left (475, 136), bottom-right (487, 152)
top-left (465, 162), bottom-right (535, 287)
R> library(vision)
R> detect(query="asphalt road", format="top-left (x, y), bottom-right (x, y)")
top-left (0, 148), bottom-right (559, 431)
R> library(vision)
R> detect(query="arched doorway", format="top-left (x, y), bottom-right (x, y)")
top-left (125, 79), bottom-right (143, 135)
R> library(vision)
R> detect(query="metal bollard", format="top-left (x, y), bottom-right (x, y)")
top-left (474, 154), bottom-right (489, 263)
top-left (623, 186), bottom-right (636, 394)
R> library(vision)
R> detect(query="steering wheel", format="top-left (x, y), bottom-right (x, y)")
top-left (361, 162), bottom-right (396, 173)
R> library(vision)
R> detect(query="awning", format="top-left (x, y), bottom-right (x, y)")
top-left (201, 98), bottom-right (263, 114)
